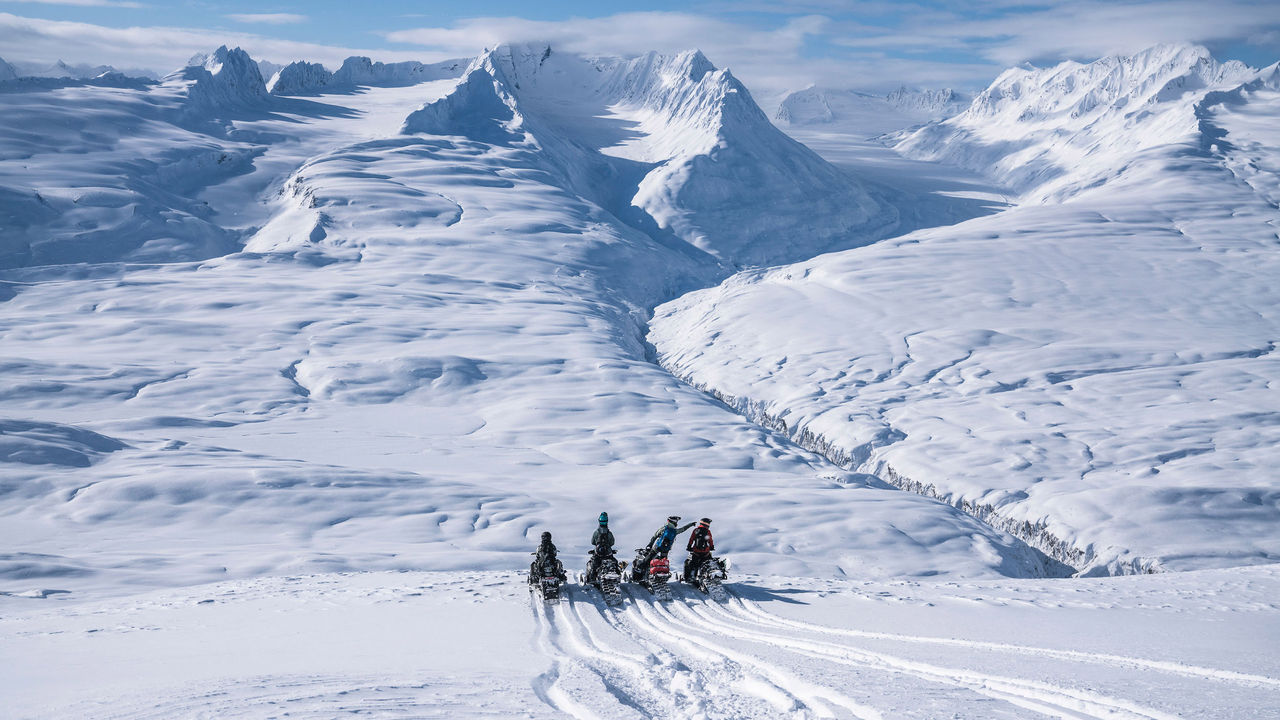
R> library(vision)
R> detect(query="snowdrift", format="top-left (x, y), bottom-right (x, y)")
top-left (404, 44), bottom-right (893, 268)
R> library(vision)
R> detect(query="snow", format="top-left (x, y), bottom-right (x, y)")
top-left (0, 56), bottom-right (17, 83)
top-left (267, 57), bottom-right (466, 96)
top-left (2, 38), bottom-right (1279, 718)
top-left (3, 568), bottom-right (1277, 718)
top-left (406, 44), bottom-right (894, 268)
top-left (0, 43), bottom-right (1058, 607)
top-left (894, 43), bottom-right (1257, 202)
top-left (266, 60), bottom-right (332, 95)
top-left (650, 44), bottom-right (1280, 576)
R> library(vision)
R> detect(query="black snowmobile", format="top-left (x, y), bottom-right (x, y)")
top-left (630, 547), bottom-right (674, 601)
top-left (684, 555), bottom-right (729, 602)
top-left (528, 553), bottom-right (566, 604)
top-left (583, 542), bottom-right (626, 606)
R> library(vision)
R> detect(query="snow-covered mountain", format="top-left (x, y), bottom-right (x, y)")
top-left (266, 57), bottom-right (465, 95)
top-left (7, 58), bottom-right (156, 81)
top-left (166, 45), bottom-right (269, 110)
top-left (651, 44), bottom-right (1280, 575)
top-left (405, 44), bottom-right (893, 267)
top-left (0, 56), bottom-right (17, 82)
top-left (895, 43), bottom-right (1261, 201)
top-left (266, 60), bottom-right (331, 94)
top-left (774, 85), bottom-right (968, 137)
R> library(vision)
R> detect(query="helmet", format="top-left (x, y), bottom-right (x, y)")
top-left (667, 515), bottom-right (680, 525)
top-left (598, 512), bottom-right (608, 525)
top-left (541, 531), bottom-right (552, 541)
top-left (699, 517), bottom-right (711, 526)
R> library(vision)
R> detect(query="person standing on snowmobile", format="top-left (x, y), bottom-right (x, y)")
top-left (684, 518), bottom-right (714, 579)
top-left (646, 515), bottom-right (695, 559)
top-left (530, 531), bottom-right (567, 582)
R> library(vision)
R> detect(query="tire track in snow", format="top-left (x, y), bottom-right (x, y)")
top-left (730, 595), bottom-right (1280, 690)
top-left (676, 593), bottom-right (1181, 720)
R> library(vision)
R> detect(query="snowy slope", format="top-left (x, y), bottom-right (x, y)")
top-left (651, 46), bottom-right (1280, 576)
top-left (406, 44), bottom-right (894, 268)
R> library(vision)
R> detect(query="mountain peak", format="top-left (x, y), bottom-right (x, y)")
top-left (895, 43), bottom-right (1264, 201)
top-left (404, 45), bottom-right (887, 266)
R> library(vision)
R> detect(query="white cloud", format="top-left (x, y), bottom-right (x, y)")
top-left (383, 12), bottom-right (863, 97)
top-left (4, 0), bottom-right (144, 7)
top-left (0, 12), bottom-right (449, 74)
top-left (226, 13), bottom-right (307, 26)
top-left (830, 0), bottom-right (1280, 66)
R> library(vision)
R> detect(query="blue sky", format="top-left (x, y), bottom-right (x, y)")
top-left (1, 0), bottom-right (1277, 95)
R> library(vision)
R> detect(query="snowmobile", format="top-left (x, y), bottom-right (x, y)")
top-left (684, 555), bottom-right (729, 602)
top-left (630, 547), bottom-right (673, 601)
top-left (528, 554), bottom-right (566, 604)
top-left (582, 545), bottom-right (626, 606)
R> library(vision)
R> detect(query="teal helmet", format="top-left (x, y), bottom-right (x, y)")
top-left (598, 512), bottom-right (608, 525)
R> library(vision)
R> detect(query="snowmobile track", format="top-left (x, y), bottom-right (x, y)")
top-left (679, 591), bottom-right (1184, 720)
top-left (727, 594), bottom-right (1280, 690)
top-left (525, 581), bottom-right (1256, 719)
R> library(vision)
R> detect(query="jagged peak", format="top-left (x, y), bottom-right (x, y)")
top-left (163, 45), bottom-right (267, 108)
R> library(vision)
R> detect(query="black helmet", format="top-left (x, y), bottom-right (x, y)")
top-left (541, 531), bottom-right (552, 541)
top-left (599, 512), bottom-right (608, 525)
top-left (667, 515), bottom-right (680, 525)
top-left (699, 517), bottom-right (711, 526)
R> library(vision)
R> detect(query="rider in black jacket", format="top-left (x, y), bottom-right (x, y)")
top-left (530, 531), bottom-right (567, 582)
top-left (684, 518), bottom-right (714, 579)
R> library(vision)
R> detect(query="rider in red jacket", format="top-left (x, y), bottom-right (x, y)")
top-left (684, 517), bottom-right (714, 579)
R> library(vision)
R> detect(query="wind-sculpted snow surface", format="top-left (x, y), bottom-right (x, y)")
top-left (651, 49), bottom-right (1280, 575)
top-left (405, 44), bottom-right (892, 268)
top-left (895, 44), bottom-right (1260, 202)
